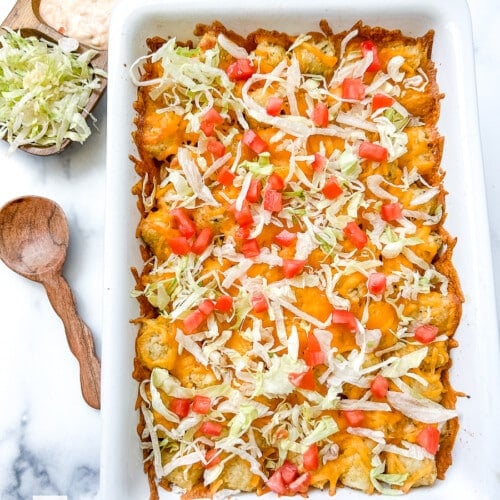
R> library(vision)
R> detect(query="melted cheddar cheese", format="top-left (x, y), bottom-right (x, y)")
top-left (131, 20), bottom-right (462, 499)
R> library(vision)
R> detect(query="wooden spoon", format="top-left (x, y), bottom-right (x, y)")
top-left (0, 196), bottom-right (101, 409)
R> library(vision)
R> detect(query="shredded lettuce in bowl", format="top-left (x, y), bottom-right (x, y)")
top-left (0, 29), bottom-right (106, 153)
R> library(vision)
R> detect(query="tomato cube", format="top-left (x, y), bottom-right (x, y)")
top-left (322, 177), bottom-right (343, 199)
top-left (331, 309), bottom-right (358, 332)
top-left (343, 410), bottom-right (364, 427)
top-left (251, 292), bottom-right (268, 313)
top-left (342, 78), bottom-right (366, 100)
top-left (372, 93), bottom-right (394, 111)
top-left (192, 395), bottom-right (211, 414)
top-left (226, 59), bottom-right (255, 81)
top-left (367, 272), bottom-right (387, 295)
top-left (183, 309), bottom-right (206, 334)
top-left (198, 299), bottom-right (215, 316)
top-left (170, 208), bottom-right (197, 238)
top-left (282, 259), bottom-right (307, 278)
top-left (343, 221), bottom-right (368, 250)
top-left (168, 236), bottom-right (191, 255)
top-left (358, 141), bottom-right (388, 162)
top-left (200, 421), bottom-right (223, 436)
top-left (170, 398), bottom-right (191, 418)
top-left (242, 129), bottom-right (268, 154)
top-left (191, 228), bottom-right (213, 255)
top-left (312, 102), bottom-right (329, 127)
top-left (370, 374), bottom-right (389, 398)
top-left (288, 367), bottom-right (315, 391)
top-left (266, 96), bottom-right (283, 116)
top-left (381, 202), bottom-right (403, 222)
top-left (274, 229), bottom-right (297, 247)
top-left (214, 295), bottom-right (233, 312)
top-left (302, 444), bottom-right (319, 471)
top-left (263, 189), bottom-right (282, 212)
top-left (416, 425), bottom-right (440, 455)
top-left (360, 40), bottom-right (381, 72)
top-left (414, 324), bottom-right (439, 344)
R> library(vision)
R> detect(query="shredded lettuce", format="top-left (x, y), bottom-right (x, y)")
top-left (0, 29), bottom-right (104, 152)
top-left (370, 462), bottom-right (408, 495)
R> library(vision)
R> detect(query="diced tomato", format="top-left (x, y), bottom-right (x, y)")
top-left (282, 259), bottom-right (307, 279)
top-left (278, 461), bottom-right (298, 484)
top-left (266, 96), bottom-right (283, 116)
top-left (203, 106), bottom-right (224, 125)
top-left (416, 425), bottom-right (440, 455)
top-left (322, 177), bottom-right (343, 200)
top-left (288, 367), bottom-right (315, 391)
top-left (312, 102), bottom-right (329, 127)
top-left (361, 40), bottom-right (381, 72)
top-left (171, 208), bottom-right (197, 238)
top-left (381, 202), bottom-right (403, 222)
top-left (170, 398), bottom-right (191, 418)
top-left (307, 332), bottom-right (322, 352)
top-left (183, 309), bottom-right (206, 333)
top-left (304, 350), bottom-right (324, 367)
top-left (241, 238), bottom-right (260, 258)
top-left (302, 444), bottom-right (319, 471)
top-left (342, 78), bottom-right (366, 100)
top-left (288, 472), bottom-right (311, 494)
top-left (246, 178), bottom-right (262, 202)
top-left (226, 58), bottom-right (256, 81)
top-left (214, 295), bottom-right (233, 312)
top-left (304, 333), bottom-right (324, 367)
top-left (216, 165), bottom-right (235, 186)
top-left (231, 201), bottom-right (254, 227)
top-left (267, 470), bottom-right (287, 495)
top-left (242, 129), bottom-right (268, 154)
top-left (370, 374), bottom-right (389, 398)
top-left (343, 410), bottom-right (364, 427)
top-left (331, 309), bottom-right (358, 332)
top-left (312, 152), bottom-right (326, 171)
top-left (251, 292), bottom-right (268, 313)
top-left (200, 120), bottom-right (215, 137)
top-left (367, 272), bottom-right (387, 295)
top-left (343, 221), bottom-right (368, 250)
top-left (267, 173), bottom-right (285, 191)
top-left (191, 228), bottom-right (213, 255)
top-left (372, 93), bottom-right (394, 111)
top-left (358, 141), bottom-right (388, 162)
top-left (207, 138), bottom-right (226, 159)
top-left (168, 236), bottom-right (191, 255)
top-left (192, 395), bottom-right (211, 414)
top-left (200, 107), bottom-right (223, 136)
top-left (205, 449), bottom-right (222, 469)
top-left (200, 421), bottom-right (223, 436)
top-left (414, 324), bottom-right (439, 344)
top-left (198, 299), bottom-right (215, 316)
top-left (274, 229), bottom-right (297, 247)
top-left (263, 189), bottom-right (283, 212)
top-left (235, 225), bottom-right (251, 240)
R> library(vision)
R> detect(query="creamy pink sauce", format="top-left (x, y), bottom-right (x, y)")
top-left (39, 0), bottom-right (118, 50)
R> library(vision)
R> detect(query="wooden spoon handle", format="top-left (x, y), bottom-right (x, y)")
top-left (43, 273), bottom-right (101, 409)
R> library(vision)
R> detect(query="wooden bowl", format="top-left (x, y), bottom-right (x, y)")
top-left (0, 0), bottom-right (108, 156)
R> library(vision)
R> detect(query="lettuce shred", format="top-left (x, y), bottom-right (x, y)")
top-left (0, 29), bottom-right (105, 152)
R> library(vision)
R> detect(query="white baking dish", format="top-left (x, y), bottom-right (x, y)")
top-left (101, 0), bottom-right (500, 498)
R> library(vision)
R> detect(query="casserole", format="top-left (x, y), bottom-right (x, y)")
top-left (101, 0), bottom-right (500, 498)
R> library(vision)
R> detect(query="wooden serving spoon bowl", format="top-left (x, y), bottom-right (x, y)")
top-left (0, 0), bottom-right (108, 156)
top-left (0, 195), bottom-right (101, 409)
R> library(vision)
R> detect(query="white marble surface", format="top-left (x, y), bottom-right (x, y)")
top-left (0, 0), bottom-right (498, 498)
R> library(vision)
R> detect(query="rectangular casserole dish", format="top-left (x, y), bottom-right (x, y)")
top-left (101, 0), bottom-right (500, 498)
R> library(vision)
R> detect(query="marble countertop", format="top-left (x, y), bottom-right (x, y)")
top-left (0, 1), bottom-right (498, 498)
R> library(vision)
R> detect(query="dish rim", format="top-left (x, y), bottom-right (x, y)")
top-left (100, 0), bottom-right (500, 498)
